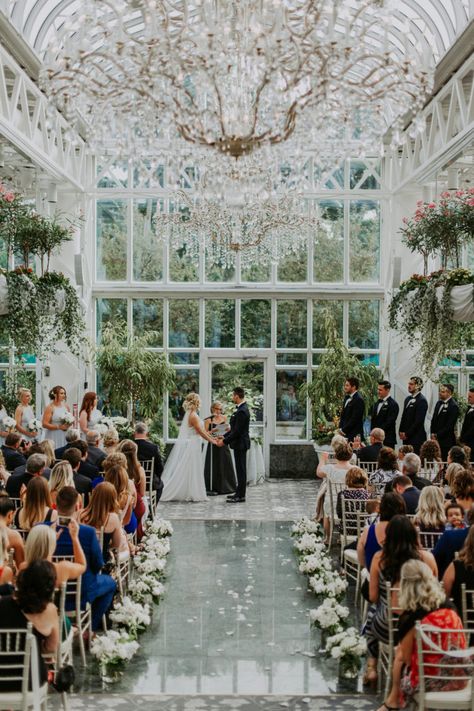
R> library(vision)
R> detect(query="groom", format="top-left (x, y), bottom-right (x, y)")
top-left (219, 387), bottom-right (250, 503)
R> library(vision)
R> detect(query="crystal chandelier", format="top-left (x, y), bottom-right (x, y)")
top-left (41, 0), bottom-right (434, 160)
top-left (154, 188), bottom-right (319, 268)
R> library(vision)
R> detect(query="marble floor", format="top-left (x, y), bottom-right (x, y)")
top-left (55, 481), bottom-right (378, 710)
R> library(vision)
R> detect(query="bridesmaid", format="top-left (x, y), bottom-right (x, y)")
top-left (204, 401), bottom-right (236, 495)
top-left (15, 388), bottom-right (38, 441)
top-left (42, 385), bottom-right (71, 449)
top-left (79, 391), bottom-right (102, 440)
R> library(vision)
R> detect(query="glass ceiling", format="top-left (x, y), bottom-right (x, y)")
top-left (6, 0), bottom-right (474, 66)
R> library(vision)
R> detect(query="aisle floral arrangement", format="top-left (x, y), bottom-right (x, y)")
top-left (291, 516), bottom-right (366, 678)
top-left (90, 517), bottom-right (173, 678)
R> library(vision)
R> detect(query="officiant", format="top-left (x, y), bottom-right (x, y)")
top-left (204, 401), bottom-right (236, 495)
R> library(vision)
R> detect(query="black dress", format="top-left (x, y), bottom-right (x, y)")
top-left (203, 416), bottom-right (237, 495)
top-left (0, 596), bottom-right (48, 691)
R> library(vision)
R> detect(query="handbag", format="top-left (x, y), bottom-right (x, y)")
top-left (52, 663), bottom-right (75, 692)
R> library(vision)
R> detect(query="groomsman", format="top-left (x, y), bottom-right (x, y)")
top-left (459, 388), bottom-right (474, 453)
top-left (371, 380), bottom-right (399, 449)
top-left (430, 383), bottom-right (459, 460)
top-left (339, 376), bottom-right (365, 443)
top-left (399, 376), bottom-right (428, 455)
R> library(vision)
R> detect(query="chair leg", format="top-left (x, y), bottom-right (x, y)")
top-left (61, 691), bottom-right (69, 711)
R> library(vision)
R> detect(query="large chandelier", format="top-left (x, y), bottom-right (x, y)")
top-left (41, 0), bottom-right (434, 159)
top-left (154, 188), bottom-right (319, 268)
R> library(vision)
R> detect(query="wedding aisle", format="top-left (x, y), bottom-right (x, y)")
top-left (53, 482), bottom-right (378, 710)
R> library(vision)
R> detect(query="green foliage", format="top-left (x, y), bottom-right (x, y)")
top-left (14, 212), bottom-right (74, 274)
top-left (0, 364), bottom-right (35, 414)
top-left (303, 310), bottom-right (380, 442)
top-left (95, 320), bottom-right (176, 422)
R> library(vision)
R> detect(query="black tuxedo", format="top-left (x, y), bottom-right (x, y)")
top-left (460, 406), bottom-right (474, 452)
top-left (399, 392), bottom-right (428, 454)
top-left (134, 438), bottom-right (164, 500)
top-left (339, 391), bottom-right (365, 442)
top-left (223, 402), bottom-right (250, 499)
top-left (430, 398), bottom-right (459, 460)
top-left (356, 442), bottom-right (382, 464)
top-left (1, 445), bottom-right (26, 472)
top-left (371, 396), bottom-right (399, 449)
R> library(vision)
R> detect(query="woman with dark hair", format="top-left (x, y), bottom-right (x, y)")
top-left (80, 482), bottom-right (129, 561)
top-left (116, 440), bottom-right (146, 539)
top-left (448, 445), bottom-right (470, 469)
top-left (42, 385), bottom-right (71, 449)
top-left (79, 391), bottom-right (102, 440)
top-left (370, 447), bottom-right (399, 486)
top-left (419, 439), bottom-right (442, 466)
top-left (363, 515), bottom-right (437, 685)
top-left (357, 492), bottom-right (407, 573)
top-left (443, 524), bottom-right (474, 613)
top-left (0, 560), bottom-right (59, 691)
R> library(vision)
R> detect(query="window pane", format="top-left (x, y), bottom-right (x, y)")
top-left (169, 300), bottom-right (199, 348)
top-left (349, 160), bottom-right (381, 190)
top-left (205, 300), bottom-right (235, 348)
top-left (241, 300), bottom-right (271, 348)
top-left (276, 353), bottom-right (307, 365)
top-left (348, 300), bottom-right (380, 349)
top-left (277, 300), bottom-right (307, 349)
top-left (133, 199), bottom-right (163, 281)
top-left (241, 260), bottom-right (271, 282)
top-left (96, 200), bottom-right (127, 280)
top-left (349, 200), bottom-right (380, 282)
top-left (132, 299), bottom-right (163, 347)
top-left (168, 353), bottom-right (200, 365)
top-left (277, 240), bottom-right (307, 282)
top-left (276, 370), bottom-right (307, 440)
top-left (314, 200), bottom-right (344, 282)
top-left (96, 298), bottom-right (127, 342)
top-left (168, 369), bottom-right (199, 437)
top-left (169, 238), bottom-right (199, 282)
top-left (205, 250), bottom-right (236, 282)
top-left (313, 300), bottom-right (344, 348)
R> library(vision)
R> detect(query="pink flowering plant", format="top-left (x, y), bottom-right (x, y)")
top-left (401, 189), bottom-right (474, 272)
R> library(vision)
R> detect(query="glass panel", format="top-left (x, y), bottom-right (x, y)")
top-left (349, 160), bottom-right (381, 190)
top-left (168, 369), bottom-right (199, 437)
top-left (205, 300), bottom-right (235, 348)
top-left (314, 200), bottom-right (344, 282)
top-left (205, 250), bottom-right (236, 282)
top-left (211, 361), bottom-right (264, 426)
top-left (133, 199), bottom-right (163, 281)
top-left (469, 373), bottom-right (474, 389)
top-left (355, 353), bottom-right (380, 366)
top-left (241, 300), bottom-right (271, 349)
top-left (348, 300), bottom-right (380, 349)
top-left (169, 240), bottom-right (199, 282)
top-left (277, 300), bottom-right (307, 349)
top-left (439, 354), bottom-right (462, 367)
top-left (276, 370), bottom-right (307, 440)
top-left (349, 200), bottom-right (380, 282)
top-left (96, 199), bottom-right (128, 280)
top-left (466, 355), bottom-right (474, 367)
top-left (277, 240), bottom-right (307, 282)
top-left (96, 298), bottom-right (127, 342)
top-left (169, 299), bottom-right (199, 348)
top-left (132, 161), bottom-right (164, 189)
top-left (241, 260), bottom-right (271, 282)
top-left (313, 300), bottom-right (344, 348)
top-left (276, 353), bottom-right (307, 365)
top-left (168, 352), bottom-right (200, 365)
top-left (96, 160), bottom-right (128, 188)
top-left (132, 299), bottom-right (163, 347)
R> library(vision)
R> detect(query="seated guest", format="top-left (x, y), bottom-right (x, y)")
top-left (433, 506), bottom-right (474, 578)
top-left (80, 482), bottom-right (129, 561)
top-left (389, 474), bottom-right (420, 514)
top-left (43, 486), bottom-right (116, 631)
top-left (370, 447), bottom-right (399, 486)
top-left (403, 452), bottom-right (431, 490)
top-left (86, 431), bottom-right (106, 469)
top-left (447, 444), bottom-right (470, 469)
top-left (444, 462), bottom-right (465, 499)
top-left (357, 492), bottom-right (407, 572)
top-left (451, 469), bottom-right (474, 523)
top-left (13, 477), bottom-right (56, 530)
top-left (103, 428), bottom-right (119, 456)
top-left (116, 439), bottom-right (146, 539)
top-left (66, 439), bottom-right (100, 481)
top-left (10, 442), bottom-right (53, 479)
top-left (356, 428), bottom-right (385, 463)
top-left (22, 520), bottom-right (86, 586)
top-left (445, 503), bottom-right (466, 530)
top-left (443, 524), bottom-right (474, 616)
top-left (0, 561), bottom-right (58, 691)
top-left (336, 466), bottom-right (370, 520)
top-left (133, 422), bottom-right (164, 500)
top-left (419, 438), bottom-right (442, 468)
top-left (105, 463), bottom-right (134, 529)
top-left (414, 485), bottom-right (446, 533)
top-left (1, 432), bottom-right (26, 471)
top-left (54, 427), bottom-right (81, 460)
top-left (364, 516), bottom-right (437, 686)
top-left (379, 559), bottom-right (465, 711)
top-left (48, 461), bottom-right (75, 507)
top-left (61, 448), bottom-right (92, 503)
top-left (0, 493), bottom-right (24, 566)
top-left (316, 441), bottom-right (354, 541)
top-left (397, 444), bottom-right (414, 465)
top-left (0, 526), bottom-right (13, 587)
top-left (6, 453), bottom-right (48, 499)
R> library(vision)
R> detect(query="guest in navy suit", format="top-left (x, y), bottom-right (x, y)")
top-left (399, 376), bottom-right (428, 455)
top-left (459, 388), bottom-right (474, 453)
top-left (339, 377), bottom-right (365, 443)
top-left (371, 380), bottom-right (399, 449)
top-left (430, 383), bottom-right (459, 460)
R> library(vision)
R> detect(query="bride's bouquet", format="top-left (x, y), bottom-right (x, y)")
top-left (27, 418), bottom-right (42, 433)
top-left (2, 415), bottom-right (16, 431)
top-left (60, 412), bottom-right (74, 426)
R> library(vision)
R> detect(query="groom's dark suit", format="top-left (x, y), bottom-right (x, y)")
top-left (223, 402), bottom-right (250, 499)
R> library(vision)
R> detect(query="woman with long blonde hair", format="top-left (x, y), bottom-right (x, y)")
top-left (14, 477), bottom-right (56, 531)
top-left (103, 429), bottom-right (119, 455)
top-left (21, 522), bottom-right (86, 586)
top-left (105, 464), bottom-right (134, 527)
top-left (15, 387), bottom-right (38, 441)
top-left (48, 461), bottom-right (75, 506)
top-left (80, 482), bottom-right (129, 560)
top-left (116, 439), bottom-right (146, 539)
top-left (414, 485), bottom-right (446, 532)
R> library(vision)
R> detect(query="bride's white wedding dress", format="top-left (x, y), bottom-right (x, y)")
top-left (160, 411), bottom-right (208, 502)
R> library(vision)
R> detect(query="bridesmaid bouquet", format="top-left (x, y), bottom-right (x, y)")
top-left (60, 412), bottom-right (74, 425)
top-left (27, 418), bottom-right (42, 432)
top-left (2, 415), bottom-right (16, 431)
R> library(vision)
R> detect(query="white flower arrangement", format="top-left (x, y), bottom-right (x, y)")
top-left (93, 423), bottom-right (109, 436)
top-left (291, 517), bottom-right (324, 538)
top-left (2, 415), bottom-right (16, 431)
top-left (129, 576), bottom-right (165, 604)
top-left (60, 411), bottom-right (74, 425)
top-left (109, 596), bottom-right (151, 638)
top-left (27, 418), bottom-right (42, 433)
top-left (293, 532), bottom-right (324, 556)
top-left (325, 627), bottom-right (367, 660)
top-left (141, 534), bottom-right (171, 558)
top-left (134, 550), bottom-right (167, 577)
top-left (310, 598), bottom-right (350, 635)
top-left (308, 570), bottom-right (348, 600)
top-left (145, 519), bottom-right (173, 538)
top-left (298, 551), bottom-right (332, 576)
top-left (90, 629), bottom-right (139, 667)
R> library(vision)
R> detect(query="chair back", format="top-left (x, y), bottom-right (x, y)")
top-left (52, 554), bottom-right (83, 612)
top-left (327, 479), bottom-right (347, 521)
top-left (369, 481), bottom-right (387, 497)
top-left (421, 461), bottom-right (439, 482)
top-left (9, 497), bottom-right (22, 510)
top-left (340, 496), bottom-right (372, 542)
top-left (461, 585), bottom-right (474, 629)
top-left (418, 529), bottom-right (445, 550)
top-left (385, 581), bottom-right (401, 650)
top-left (141, 459), bottom-right (154, 493)
top-left (359, 461), bottom-right (378, 474)
top-left (415, 622), bottom-right (474, 703)
top-left (0, 622), bottom-right (40, 695)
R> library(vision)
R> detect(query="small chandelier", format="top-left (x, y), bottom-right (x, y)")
top-left (154, 188), bottom-right (319, 268)
top-left (41, 0), bottom-right (434, 159)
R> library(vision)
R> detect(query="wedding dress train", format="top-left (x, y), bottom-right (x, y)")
top-left (160, 411), bottom-right (207, 502)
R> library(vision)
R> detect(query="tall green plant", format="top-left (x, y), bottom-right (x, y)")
top-left (303, 311), bottom-right (380, 441)
top-left (95, 320), bottom-right (175, 422)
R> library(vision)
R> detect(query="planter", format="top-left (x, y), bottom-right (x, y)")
top-left (312, 442), bottom-right (333, 455)
top-left (0, 276), bottom-right (65, 316)
top-left (436, 283), bottom-right (474, 322)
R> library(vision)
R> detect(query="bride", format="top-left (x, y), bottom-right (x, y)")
top-left (161, 392), bottom-right (218, 502)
